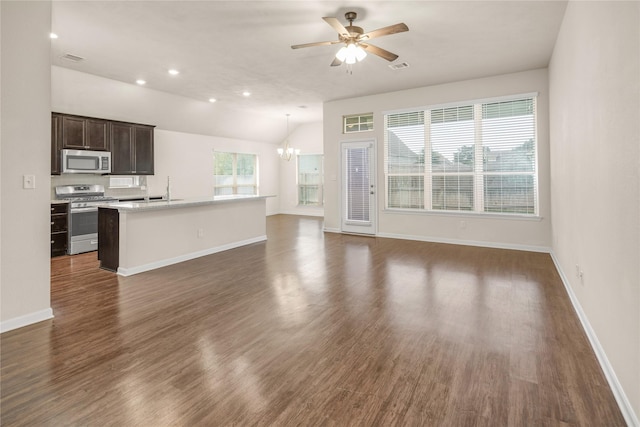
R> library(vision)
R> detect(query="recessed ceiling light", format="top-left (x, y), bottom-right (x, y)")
top-left (168, 69), bottom-right (179, 76)
top-left (208, 98), bottom-right (217, 103)
top-left (136, 79), bottom-right (146, 85)
top-left (242, 91), bottom-right (251, 97)
top-left (49, 33), bottom-right (58, 39)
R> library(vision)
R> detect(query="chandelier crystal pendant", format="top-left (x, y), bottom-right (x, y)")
top-left (277, 114), bottom-right (300, 161)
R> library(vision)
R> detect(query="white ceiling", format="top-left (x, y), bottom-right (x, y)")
top-left (51, 1), bottom-right (567, 142)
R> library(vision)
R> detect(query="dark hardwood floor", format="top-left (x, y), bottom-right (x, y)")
top-left (1, 215), bottom-right (625, 426)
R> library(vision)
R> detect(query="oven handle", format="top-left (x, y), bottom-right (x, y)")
top-left (70, 207), bottom-right (99, 213)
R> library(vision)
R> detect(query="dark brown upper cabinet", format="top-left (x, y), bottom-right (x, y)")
top-left (110, 122), bottom-right (155, 175)
top-left (51, 113), bottom-right (62, 175)
top-left (51, 112), bottom-right (154, 176)
top-left (60, 114), bottom-right (109, 151)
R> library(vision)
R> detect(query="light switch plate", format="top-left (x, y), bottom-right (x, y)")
top-left (23, 174), bottom-right (36, 189)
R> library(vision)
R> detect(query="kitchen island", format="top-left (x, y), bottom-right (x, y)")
top-left (98, 195), bottom-right (271, 276)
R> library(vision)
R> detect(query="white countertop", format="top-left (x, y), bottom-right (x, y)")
top-left (100, 194), bottom-right (273, 212)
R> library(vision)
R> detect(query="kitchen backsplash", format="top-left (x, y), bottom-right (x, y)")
top-left (51, 175), bottom-right (157, 199)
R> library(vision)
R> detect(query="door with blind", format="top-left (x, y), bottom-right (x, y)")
top-left (341, 141), bottom-right (376, 235)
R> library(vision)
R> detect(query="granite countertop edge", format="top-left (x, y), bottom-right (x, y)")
top-left (99, 195), bottom-right (274, 212)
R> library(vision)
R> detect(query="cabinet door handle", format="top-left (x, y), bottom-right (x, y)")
top-left (51, 240), bottom-right (54, 244)
top-left (51, 221), bottom-right (54, 225)
top-left (51, 207), bottom-right (55, 211)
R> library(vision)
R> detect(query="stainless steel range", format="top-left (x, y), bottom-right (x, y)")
top-left (55, 185), bottom-right (117, 255)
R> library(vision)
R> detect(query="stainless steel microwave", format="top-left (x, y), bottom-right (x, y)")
top-left (61, 149), bottom-right (111, 174)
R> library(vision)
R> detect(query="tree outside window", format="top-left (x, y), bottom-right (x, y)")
top-left (214, 152), bottom-right (258, 195)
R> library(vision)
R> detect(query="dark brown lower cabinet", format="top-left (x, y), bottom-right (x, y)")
top-left (98, 207), bottom-right (119, 272)
top-left (51, 203), bottom-right (68, 257)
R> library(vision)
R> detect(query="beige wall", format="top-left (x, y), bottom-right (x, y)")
top-left (151, 130), bottom-right (280, 215)
top-left (323, 69), bottom-right (551, 250)
top-left (1, 1), bottom-right (53, 331)
top-left (278, 121), bottom-right (324, 216)
top-left (549, 1), bottom-right (640, 422)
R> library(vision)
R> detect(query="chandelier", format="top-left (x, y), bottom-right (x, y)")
top-left (277, 114), bottom-right (300, 161)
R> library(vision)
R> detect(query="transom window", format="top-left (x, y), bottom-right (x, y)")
top-left (384, 96), bottom-right (537, 215)
top-left (344, 113), bottom-right (373, 133)
top-left (213, 151), bottom-right (258, 195)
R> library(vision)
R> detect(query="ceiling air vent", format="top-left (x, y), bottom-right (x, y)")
top-left (389, 62), bottom-right (409, 70)
top-left (61, 53), bottom-right (85, 62)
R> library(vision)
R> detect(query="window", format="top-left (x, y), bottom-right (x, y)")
top-left (298, 154), bottom-right (323, 206)
top-left (344, 113), bottom-right (373, 133)
top-left (384, 96), bottom-right (537, 215)
top-left (214, 152), bottom-right (258, 195)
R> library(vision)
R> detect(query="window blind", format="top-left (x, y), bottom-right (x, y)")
top-left (383, 96), bottom-right (537, 215)
top-left (345, 147), bottom-right (370, 222)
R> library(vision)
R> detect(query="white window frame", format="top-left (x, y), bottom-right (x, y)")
top-left (213, 151), bottom-right (258, 195)
top-left (343, 113), bottom-right (373, 133)
top-left (383, 93), bottom-right (539, 217)
top-left (297, 154), bottom-right (324, 207)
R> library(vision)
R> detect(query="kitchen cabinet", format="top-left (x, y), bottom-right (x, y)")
top-left (51, 113), bottom-right (62, 175)
top-left (60, 114), bottom-right (109, 151)
top-left (110, 122), bottom-right (155, 175)
top-left (51, 113), bottom-right (155, 176)
top-left (51, 202), bottom-right (68, 257)
top-left (97, 207), bottom-right (119, 272)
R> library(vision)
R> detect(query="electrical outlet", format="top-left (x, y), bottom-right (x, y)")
top-left (197, 228), bottom-right (204, 238)
top-left (459, 220), bottom-right (466, 230)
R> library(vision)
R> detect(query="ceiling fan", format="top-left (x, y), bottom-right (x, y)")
top-left (291, 11), bottom-right (409, 67)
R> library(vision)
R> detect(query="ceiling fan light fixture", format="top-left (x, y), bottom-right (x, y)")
top-left (337, 43), bottom-right (367, 65)
top-left (335, 46), bottom-right (348, 62)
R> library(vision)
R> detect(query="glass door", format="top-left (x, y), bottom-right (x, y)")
top-left (341, 141), bottom-right (376, 235)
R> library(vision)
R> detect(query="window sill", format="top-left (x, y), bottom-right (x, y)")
top-left (382, 208), bottom-right (543, 222)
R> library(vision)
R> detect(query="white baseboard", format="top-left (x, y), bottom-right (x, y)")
top-left (376, 231), bottom-right (550, 253)
top-left (278, 209), bottom-right (324, 217)
top-left (117, 235), bottom-right (267, 277)
top-left (323, 227), bottom-right (341, 234)
top-left (550, 252), bottom-right (639, 427)
top-left (0, 308), bottom-right (54, 334)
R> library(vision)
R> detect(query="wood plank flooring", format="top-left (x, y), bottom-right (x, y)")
top-left (1, 215), bottom-right (626, 426)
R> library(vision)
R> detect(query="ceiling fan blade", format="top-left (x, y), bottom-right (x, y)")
top-left (322, 17), bottom-right (350, 38)
top-left (360, 43), bottom-right (399, 62)
top-left (291, 40), bottom-right (341, 49)
top-left (359, 23), bottom-right (409, 41)
top-left (330, 57), bottom-right (342, 67)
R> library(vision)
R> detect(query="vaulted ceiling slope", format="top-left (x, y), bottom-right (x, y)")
top-left (51, 1), bottom-right (567, 140)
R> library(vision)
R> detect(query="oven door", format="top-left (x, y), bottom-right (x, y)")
top-left (68, 207), bottom-right (99, 254)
